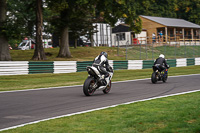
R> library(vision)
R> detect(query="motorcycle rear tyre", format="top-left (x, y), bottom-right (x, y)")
top-left (151, 72), bottom-right (157, 84)
top-left (162, 74), bottom-right (168, 82)
top-left (83, 77), bottom-right (95, 96)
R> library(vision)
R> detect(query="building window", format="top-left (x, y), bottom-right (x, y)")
top-left (116, 33), bottom-right (126, 41)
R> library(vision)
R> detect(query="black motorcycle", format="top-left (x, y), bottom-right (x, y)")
top-left (151, 65), bottom-right (169, 84)
top-left (83, 66), bottom-right (114, 96)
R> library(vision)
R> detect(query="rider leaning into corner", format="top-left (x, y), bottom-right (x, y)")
top-left (92, 51), bottom-right (113, 86)
top-left (153, 54), bottom-right (169, 75)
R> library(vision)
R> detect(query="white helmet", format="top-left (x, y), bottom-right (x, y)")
top-left (159, 54), bottom-right (165, 58)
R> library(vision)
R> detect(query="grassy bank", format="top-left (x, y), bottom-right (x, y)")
top-left (10, 47), bottom-right (126, 61)
top-left (10, 46), bottom-right (200, 61)
top-left (127, 45), bottom-right (200, 60)
top-left (0, 65), bottom-right (200, 91)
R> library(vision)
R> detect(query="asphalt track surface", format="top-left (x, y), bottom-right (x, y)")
top-left (0, 74), bottom-right (200, 131)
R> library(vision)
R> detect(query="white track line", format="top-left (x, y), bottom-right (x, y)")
top-left (1, 73), bottom-right (200, 94)
top-left (1, 89), bottom-right (200, 132)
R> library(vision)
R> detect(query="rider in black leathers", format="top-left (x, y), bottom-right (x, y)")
top-left (92, 52), bottom-right (113, 85)
top-left (153, 54), bottom-right (169, 74)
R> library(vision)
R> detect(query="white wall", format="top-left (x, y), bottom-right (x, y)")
top-left (135, 31), bottom-right (147, 44)
top-left (112, 31), bottom-right (147, 46)
top-left (93, 23), bottom-right (112, 47)
top-left (111, 32), bottom-right (131, 46)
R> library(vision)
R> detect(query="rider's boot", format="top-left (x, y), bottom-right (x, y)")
top-left (104, 73), bottom-right (110, 86)
top-left (163, 69), bottom-right (168, 77)
top-left (105, 76), bottom-right (110, 86)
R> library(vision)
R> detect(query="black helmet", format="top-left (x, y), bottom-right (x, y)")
top-left (100, 51), bottom-right (108, 58)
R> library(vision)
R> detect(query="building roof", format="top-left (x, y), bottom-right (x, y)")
top-left (112, 24), bottom-right (131, 33)
top-left (140, 15), bottom-right (200, 29)
top-left (112, 24), bottom-right (146, 33)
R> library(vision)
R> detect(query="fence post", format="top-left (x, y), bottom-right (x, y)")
top-left (146, 43), bottom-right (147, 60)
top-left (199, 37), bottom-right (200, 57)
top-left (189, 39), bottom-right (193, 57)
top-left (175, 43), bottom-right (177, 59)
top-left (117, 36), bottom-right (119, 56)
top-left (126, 40), bottom-right (128, 60)
top-left (185, 41), bottom-right (186, 58)
top-left (140, 41), bottom-right (141, 60)
top-left (195, 37), bottom-right (197, 57)
top-left (152, 43), bottom-right (154, 60)
top-left (114, 36), bottom-right (116, 47)
top-left (193, 41), bottom-right (195, 57)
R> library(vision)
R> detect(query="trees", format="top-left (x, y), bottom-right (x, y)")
top-left (6, 0), bottom-right (36, 40)
top-left (32, 0), bottom-right (46, 60)
top-left (48, 0), bottom-right (93, 58)
top-left (0, 0), bottom-right (11, 61)
top-left (7, 0), bottom-right (47, 60)
top-left (136, 0), bottom-right (177, 18)
top-left (2, 0), bottom-right (200, 61)
top-left (48, 0), bottom-right (143, 58)
top-left (137, 0), bottom-right (200, 25)
top-left (175, 0), bottom-right (200, 25)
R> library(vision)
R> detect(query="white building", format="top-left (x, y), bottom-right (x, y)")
top-left (92, 23), bottom-right (112, 47)
top-left (111, 24), bottom-right (147, 46)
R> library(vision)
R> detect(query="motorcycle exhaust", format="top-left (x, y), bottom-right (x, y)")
top-left (96, 86), bottom-right (107, 91)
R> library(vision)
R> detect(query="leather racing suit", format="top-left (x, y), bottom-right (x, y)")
top-left (92, 54), bottom-right (112, 85)
top-left (153, 57), bottom-right (169, 73)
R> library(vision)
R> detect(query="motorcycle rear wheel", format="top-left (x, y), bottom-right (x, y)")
top-left (151, 72), bottom-right (157, 84)
top-left (103, 80), bottom-right (111, 94)
top-left (162, 74), bottom-right (168, 82)
top-left (83, 77), bottom-right (96, 96)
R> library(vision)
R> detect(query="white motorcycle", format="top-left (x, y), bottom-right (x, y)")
top-left (83, 66), bottom-right (113, 96)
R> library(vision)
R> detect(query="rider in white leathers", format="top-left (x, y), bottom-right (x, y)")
top-left (92, 52), bottom-right (113, 86)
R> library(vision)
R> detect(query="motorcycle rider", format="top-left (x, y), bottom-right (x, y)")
top-left (153, 54), bottom-right (169, 75)
top-left (92, 51), bottom-right (113, 86)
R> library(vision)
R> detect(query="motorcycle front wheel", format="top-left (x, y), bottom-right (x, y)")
top-left (103, 80), bottom-right (111, 94)
top-left (83, 77), bottom-right (96, 96)
top-left (151, 72), bottom-right (157, 84)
